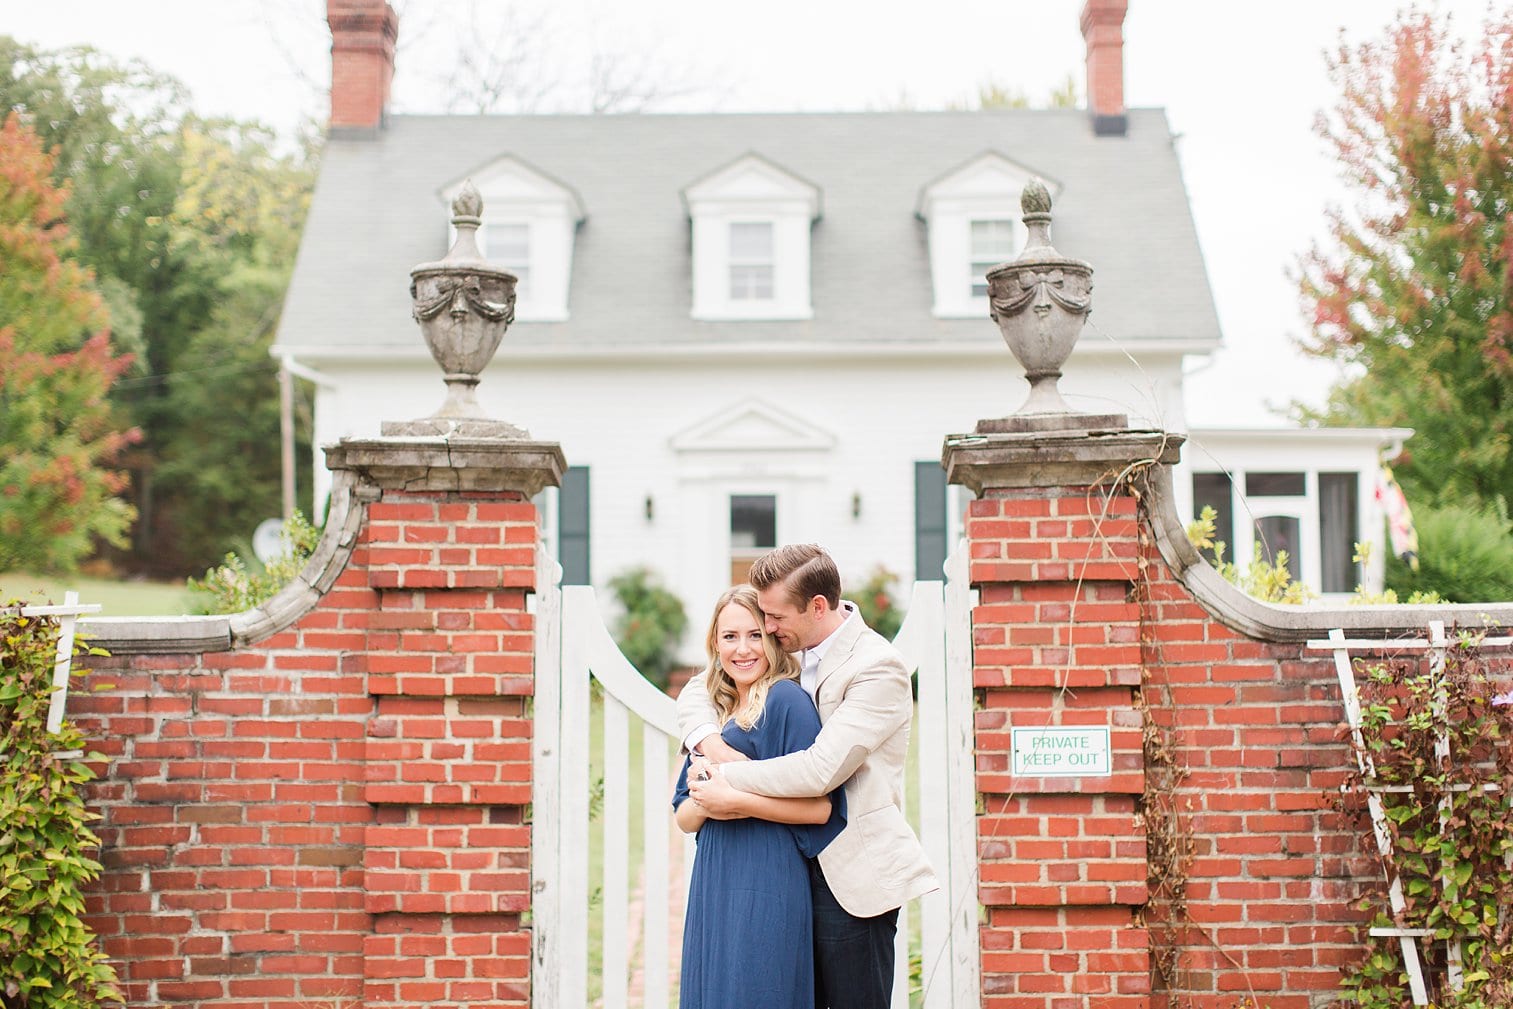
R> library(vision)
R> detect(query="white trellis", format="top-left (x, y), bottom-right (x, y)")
top-left (12, 591), bottom-right (101, 735)
top-left (1312, 621), bottom-right (1513, 1005)
top-left (531, 542), bottom-right (980, 1009)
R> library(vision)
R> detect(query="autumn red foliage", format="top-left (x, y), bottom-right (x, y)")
top-left (0, 111), bottom-right (139, 571)
top-left (1298, 7), bottom-right (1513, 509)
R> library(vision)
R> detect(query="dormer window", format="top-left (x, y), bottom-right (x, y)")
top-left (917, 152), bottom-right (1048, 318)
top-left (684, 153), bottom-right (820, 321)
top-left (442, 156), bottom-right (585, 322)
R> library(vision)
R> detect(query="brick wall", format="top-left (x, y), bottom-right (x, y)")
top-left (967, 488), bottom-right (1152, 1009)
top-left (60, 421), bottom-right (1512, 1008)
top-left (949, 431), bottom-right (1513, 1009)
top-left (1134, 554), bottom-right (1365, 1009)
top-left (74, 484), bottom-right (543, 1009)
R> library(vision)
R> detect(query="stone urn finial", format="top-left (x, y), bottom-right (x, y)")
top-left (984, 178), bottom-right (1094, 419)
top-left (396, 179), bottom-right (523, 435)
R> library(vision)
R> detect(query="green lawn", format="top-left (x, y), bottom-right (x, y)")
top-left (0, 570), bottom-right (195, 617)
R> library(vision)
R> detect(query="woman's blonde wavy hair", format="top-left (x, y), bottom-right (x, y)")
top-left (703, 584), bottom-right (799, 731)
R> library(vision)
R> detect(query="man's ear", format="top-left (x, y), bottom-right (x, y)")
top-left (808, 595), bottom-right (830, 619)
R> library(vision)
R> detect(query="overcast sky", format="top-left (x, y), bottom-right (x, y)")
top-left (7, 0), bottom-right (1494, 426)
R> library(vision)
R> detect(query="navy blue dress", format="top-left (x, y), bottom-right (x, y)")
top-left (674, 679), bottom-right (846, 1009)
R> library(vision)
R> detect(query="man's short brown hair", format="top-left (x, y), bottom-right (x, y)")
top-left (748, 544), bottom-right (841, 611)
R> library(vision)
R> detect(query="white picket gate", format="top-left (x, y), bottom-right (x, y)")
top-left (531, 544), bottom-right (980, 1009)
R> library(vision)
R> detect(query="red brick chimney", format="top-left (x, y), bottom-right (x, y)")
top-left (1079, 0), bottom-right (1128, 136)
top-left (327, 0), bottom-right (398, 135)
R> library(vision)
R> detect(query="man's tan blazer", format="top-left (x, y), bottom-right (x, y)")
top-left (677, 606), bottom-right (939, 918)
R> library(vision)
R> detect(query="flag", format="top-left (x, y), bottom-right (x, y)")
top-left (1374, 464), bottom-right (1419, 572)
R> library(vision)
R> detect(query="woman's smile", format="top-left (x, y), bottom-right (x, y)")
top-left (716, 602), bottom-right (769, 695)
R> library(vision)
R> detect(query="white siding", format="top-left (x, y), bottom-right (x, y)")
top-left (308, 348), bottom-right (1188, 659)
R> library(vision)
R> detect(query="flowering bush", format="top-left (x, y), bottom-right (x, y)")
top-left (849, 566), bottom-right (903, 640)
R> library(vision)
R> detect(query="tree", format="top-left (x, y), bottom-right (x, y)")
top-left (0, 112), bottom-right (137, 572)
top-left (0, 38), bottom-right (206, 381)
top-left (1297, 8), bottom-right (1513, 513)
top-left (150, 120), bottom-right (318, 569)
top-left (1, 39), bottom-right (318, 576)
top-left (424, 0), bottom-right (717, 114)
top-left (960, 74), bottom-right (1080, 110)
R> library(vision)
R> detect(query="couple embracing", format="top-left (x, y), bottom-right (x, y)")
top-left (672, 544), bottom-right (939, 1009)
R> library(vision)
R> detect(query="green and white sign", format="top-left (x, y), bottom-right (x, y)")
top-left (1011, 726), bottom-right (1111, 777)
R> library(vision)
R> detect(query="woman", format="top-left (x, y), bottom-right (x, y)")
top-left (673, 585), bottom-right (845, 1009)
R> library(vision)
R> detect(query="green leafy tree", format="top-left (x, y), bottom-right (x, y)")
top-left (1, 38), bottom-right (319, 576)
top-left (0, 38), bottom-right (207, 383)
top-left (0, 112), bottom-right (137, 572)
top-left (152, 121), bottom-right (318, 568)
top-left (1297, 9), bottom-right (1513, 513)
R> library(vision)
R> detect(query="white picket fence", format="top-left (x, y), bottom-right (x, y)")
top-left (532, 544), bottom-right (980, 1009)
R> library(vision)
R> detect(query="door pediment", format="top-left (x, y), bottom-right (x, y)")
top-left (669, 398), bottom-right (835, 453)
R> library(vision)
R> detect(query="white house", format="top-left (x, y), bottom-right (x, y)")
top-left (274, 0), bottom-right (1406, 658)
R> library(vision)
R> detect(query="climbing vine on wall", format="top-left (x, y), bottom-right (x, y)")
top-left (1128, 463), bottom-right (1273, 1009)
top-left (1337, 633), bottom-right (1513, 1008)
top-left (0, 604), bottom-right (120, 1009)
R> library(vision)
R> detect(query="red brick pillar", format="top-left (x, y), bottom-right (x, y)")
top-left (944, 425), bottom-right (1183, 1009)
top-left (326, 437), bottom-right (563, 1009)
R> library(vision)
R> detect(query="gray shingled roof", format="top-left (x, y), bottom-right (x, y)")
top-left (274, 108), bottom-right (1221, 355)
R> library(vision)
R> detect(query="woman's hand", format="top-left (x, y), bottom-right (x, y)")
top-left (687, 764), bottom-right (748, 819)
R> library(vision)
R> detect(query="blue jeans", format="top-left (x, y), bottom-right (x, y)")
top-left (809, 858), bottom-right (898, 1009)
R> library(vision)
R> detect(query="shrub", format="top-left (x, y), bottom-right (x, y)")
top-left (0, 603), bottom-right (121, 1007)
top-left (607, 567), bottom-right (688, 690)
top-left (1185, 506), bottom-right (1312, 605)
top-left (849, 565), bottom-right (904, 640)
top-left (186, 510), bottom-right (319, 614)
top-left (1385, 502), bottom-right (1513, 603)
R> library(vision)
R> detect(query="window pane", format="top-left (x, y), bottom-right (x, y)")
top-left (1319, 472), bottom-right (1359, 593)
top-left (483, 223), bottom-right (530, 299)
top-left (1255, 515), bottom-right (1301, 582)
top-left (731, 495), bottom-right (776, 550)
top-left (970, 219), bottom-right (1016, 258)
top-left (1192, 472), bottom-right (1234, 564)
top-left (1245, 472), bottom-right (1306, 496)
top-left (729, 221), bottom-right (773, 260)
top-left (487, 223), bottom-right (529, 260)
top-left (730, 264), bottom-right (774, 300)
top-left (969, 220), bottom-right (1016, 298)
top-left (970, 266), bottom-right (995, 299)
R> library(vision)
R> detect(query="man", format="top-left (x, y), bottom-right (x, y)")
top-left (679, 544), bottom-right (938, 1009)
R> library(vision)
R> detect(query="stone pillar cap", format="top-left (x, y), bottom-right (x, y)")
top-left (942, 426), bottom-right (1184, 494)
